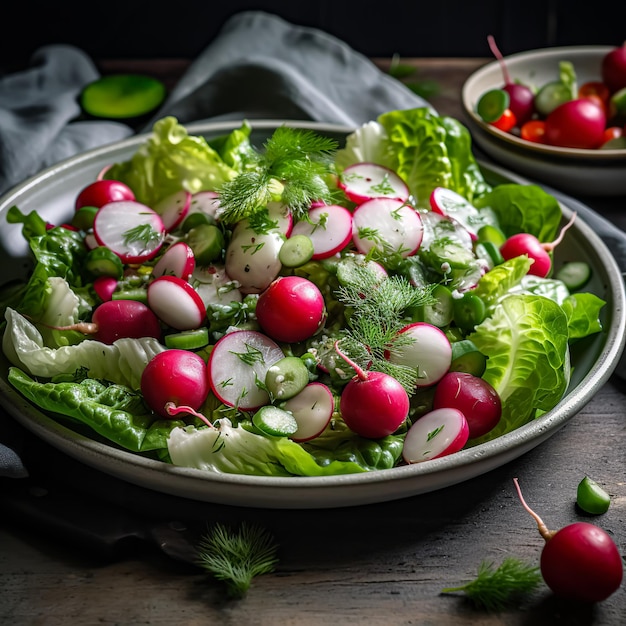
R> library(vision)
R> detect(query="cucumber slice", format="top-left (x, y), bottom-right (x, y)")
top-left (534, 81), bottom-right (572, 116)
top-left (279, 235), bottom-right (315, 268)
top-left (265, 356), bottom-right (310, 400)
top-left (417, 284), bottom-right (454, 327)
top-left (80, 74), bottom-right (166, 120)
top-left (186, 224), bottom-right (225, 265)
top-left (475, 241), bottom-right (504, 268)
top-left (252, 405), bottom-right (298, 437)
top-left (85, 246), bottom-right (124, 279)
top-left (72, 205), bottom-right (98, 231)
top-left (449, 339), bottom-right (487, 376)
top-left (556, 261), bottom-right (591, 290)
top-left (165, 327), bottom-right (210, 350)
top-left (476, 224), bottom-right (506, 247)
top-left (476, 88), bottom-right (509, 123)
top-left (111, 288), bottom-right (148, 304)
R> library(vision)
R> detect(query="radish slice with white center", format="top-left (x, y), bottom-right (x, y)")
top-left (208, 329), bottom-right (285, 410)
top-left (402, 407), bottom-right (469, 463)
top-left (352, 198), bottom-right (423, 258)
top-left (430, 187), bottom-right (491, 241)
top-left (419, 209), bottom-right (473, 252)
top-left (189, 190), bottom-right (222, 221)
top-left (153, 190), bottom-right (191, 232)
top-left (266, 201), bottom-right (293, 236)
top-left (147, 275), bottom-right (206, 330)
top-left (386, 322), bottom-right (452, 387)
top-left (225, 223), bottom-right (284, 294)
top-left (290, 205), bottom-right (353, 260)
top-left (191, 264), bottom-right (243, 308)
top-left (93, 200), bottom-right (165, 263)
top-left (281, 382), bottom-right (334, 442)
top-left (152, 241), bottom-right (196, 280)
top-left (339, 162), bottom-right (409, 204)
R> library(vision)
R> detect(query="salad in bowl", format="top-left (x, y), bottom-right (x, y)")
top-left (0, 109), bottom-right (620, 506)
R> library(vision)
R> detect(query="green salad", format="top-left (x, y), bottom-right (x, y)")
top-left (1, 109), bottom-right (605, 477)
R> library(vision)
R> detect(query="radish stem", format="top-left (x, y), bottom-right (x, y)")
top-left (513, 478), bottom-right (556, 541)
top-left (487, 35), bottom-right (511, 86)
top-left (165, 402), bottom-right (214, 428)
top-left (543, 212), bottom-right (577, 251)
top-left (334, 340), bottom-right (367, 380)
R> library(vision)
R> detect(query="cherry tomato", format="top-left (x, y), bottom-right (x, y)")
top-left (490, 108), bottom-right (517, 132)
top-left (75, 179), bottom-right (136, 211)
top-left (520, 120), bottom-right (547, 143)
top-left (578, 81), bottom-right (610, 107)
top-left (603, 126), bottom-right (623, 144)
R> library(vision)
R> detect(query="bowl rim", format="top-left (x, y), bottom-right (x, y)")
top-left (461, 44), bottom-right (626, 161)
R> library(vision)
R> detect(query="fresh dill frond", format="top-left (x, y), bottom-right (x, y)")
top-left (217, 126), bottom-right (339, 224)
top-left (196, 522), bottom-right (279, 599)
top-left (441, 557), bottom-right (542, 611)
top-left (334, 266), bottom-right (436, 393)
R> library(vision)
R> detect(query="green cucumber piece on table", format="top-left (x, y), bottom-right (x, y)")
top-left (80, 74), bottom-right (166, 119)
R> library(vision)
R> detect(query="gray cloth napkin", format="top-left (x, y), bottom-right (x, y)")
top-left (0, 11), bottom-right (625, 479)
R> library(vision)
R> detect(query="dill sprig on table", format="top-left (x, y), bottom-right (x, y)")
top-left (441, 557), bottom-right (542, 611)
top-left (217, 126), bottom-right (339, 224)
top-left (196, 522), bottom-right (279, 598)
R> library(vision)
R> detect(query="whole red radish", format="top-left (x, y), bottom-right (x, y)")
top-left (75, 179), bottom-right (135, 210)
top-left (487, 35), bottom-right (535, 125)
top-left (336, 342), bottom-right (409, 439)
top-left (92, 300), bottom-right (162, 344)
top-left (544, 99), bottom-right (606, 149)
top-left (602, 42), bottom-right (626, 94)
top-left (141, 349), bottom-right (209, 418)
top-left (514, 478), bottom-right (623, 603)
top-left (256, 276), bottom-right (326, 343)
top-left (433, 371), bottom-right (501, 439)
top-left (499, 212), bottom-right (577, 278)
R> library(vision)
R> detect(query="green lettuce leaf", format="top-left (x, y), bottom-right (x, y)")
top-left (105, 116), bottom-right (240, 207)
top-left (468, 294), bottom-right (570, 442)
top-left (561, 292), bottom-right (605, 340)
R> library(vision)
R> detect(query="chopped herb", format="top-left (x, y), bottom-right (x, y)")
top-left (122, 223), bottom-right (161, 248)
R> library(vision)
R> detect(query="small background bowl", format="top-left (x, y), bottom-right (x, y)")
top-left (462, 46), bottom-right (626, 197)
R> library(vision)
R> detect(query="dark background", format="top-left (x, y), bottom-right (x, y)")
top-left (2, 0), bottom-right (625, 68)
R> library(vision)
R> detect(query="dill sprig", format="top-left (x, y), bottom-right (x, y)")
top-left (335, 266), bottom-right (435, 392)
top-left (196, 522), bottom-right (279, 599)
top-left (217, 126), bottom-right (339, 224)
top-left (441, 557), bottom-right (542, 611)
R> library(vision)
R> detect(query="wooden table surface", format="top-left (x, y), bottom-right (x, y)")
top-left (1, 58), bottom-right (625, 626)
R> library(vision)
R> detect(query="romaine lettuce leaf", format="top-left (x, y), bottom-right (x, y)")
top-left (468, 294), bottom-right (570, 442)
top-left (105, 116), bottom-right (240, 207)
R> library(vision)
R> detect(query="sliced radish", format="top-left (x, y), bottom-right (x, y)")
top-left (402, 407), bottom-right (469, 463)
top-left (207, 329), bottom-right (285, 410)
top-left (266, 201), bottom-right (293, 236)
top-left (191, 264), bottom-right (243, 308)
top-left (339, 162), bottom-right (409, 204)
top-left (419, 209), bottom-right (473, 252)
top-left (386, 322), bottom-right (452, 387)
top-left (281, 382), bottom-right (334, 442)
top-left (152, 241), bottom-right (196, 280)
top-left (147, 275), bottom-right (206, 330)
top-left (93, 200), bottom-right (165, 264)
top-left (430, 187), bottom-right (489, 241)
top-left (225, 222), bottom-right (284, 294)
top-left (153, 190), bottom-right (191, 232)
top-left (84, 232), bottom-right (99, 250)
top-left (189, 190), bottom-right (222, 221)
top-left (290, 205), bottom-right (353, 260)
top-left (352, 198), bottom-right (423, 258)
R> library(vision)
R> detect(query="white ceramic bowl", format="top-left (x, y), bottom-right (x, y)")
top-left (0, 120), bottom-right (624, 509)
top-left (462, 46), bottom-right (626, 197)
